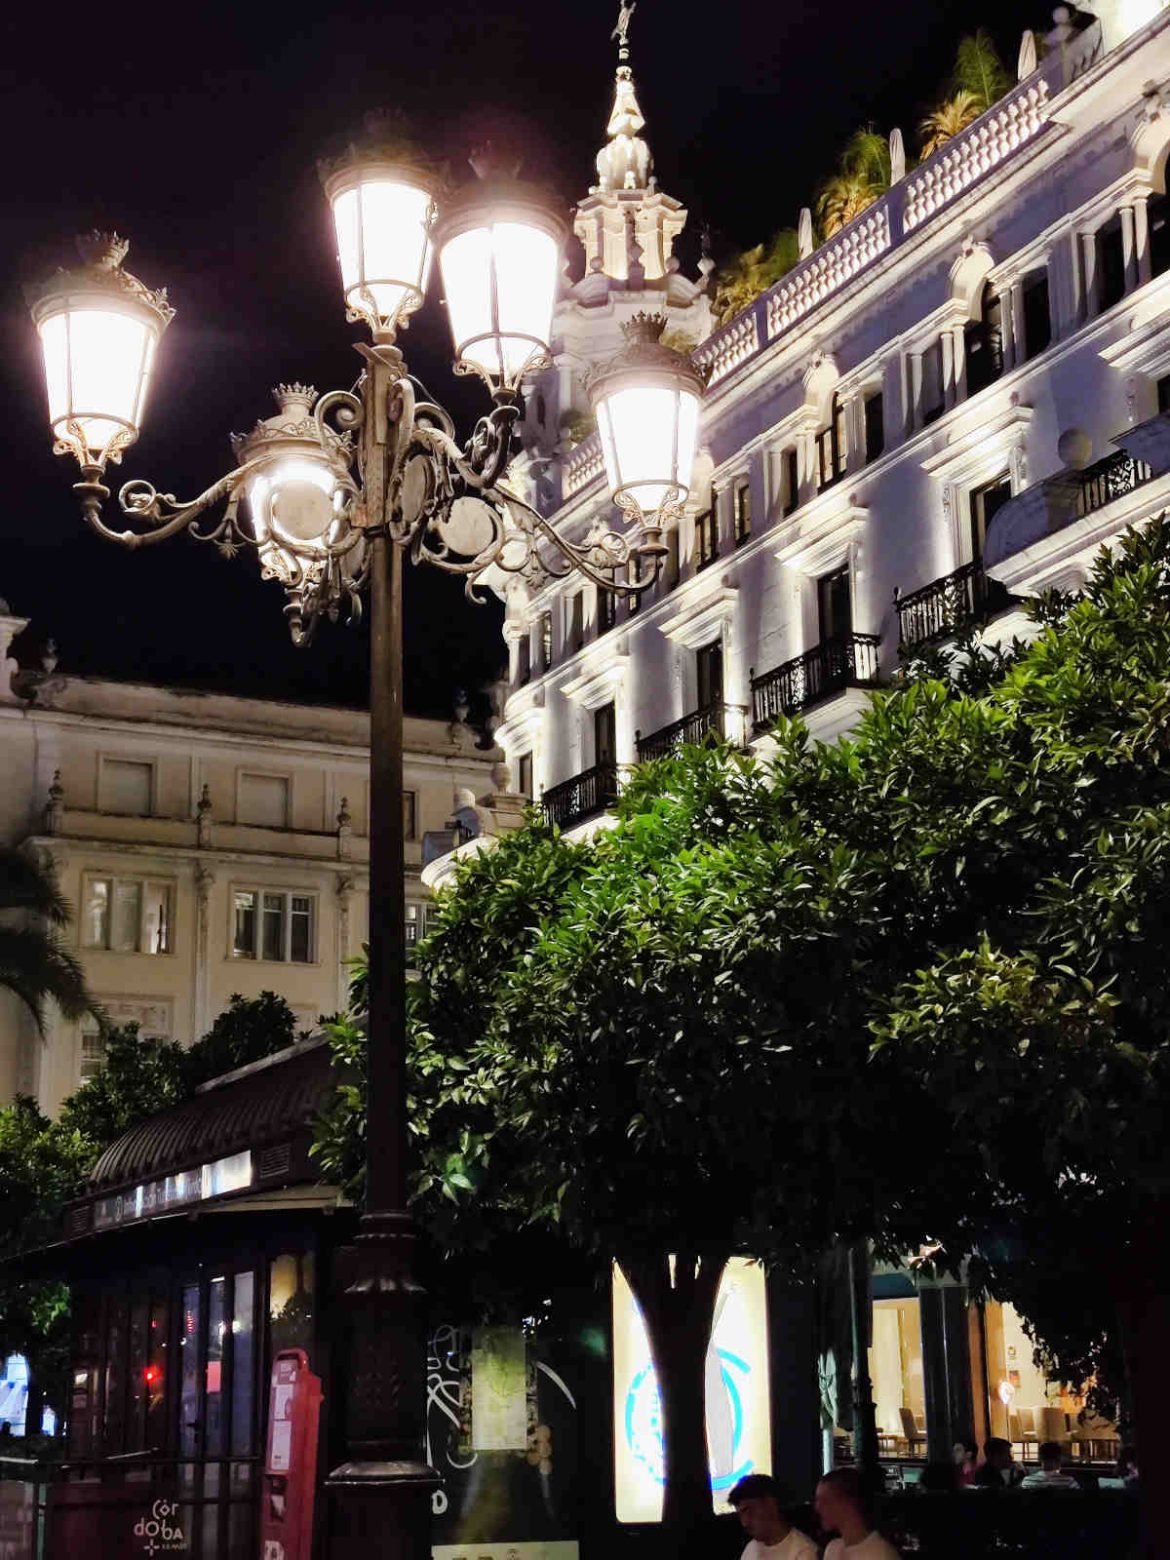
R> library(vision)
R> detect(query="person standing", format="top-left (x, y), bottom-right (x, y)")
top-left (729, 1474), bottom-right (818, 1560)
top-left (815, 1468), bottom-right (901, 1560)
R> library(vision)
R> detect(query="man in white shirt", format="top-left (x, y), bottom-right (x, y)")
top-left (729, 1473), bottom-right (818, 1560)
top-left (1020, 1440), bottom-right (1080, 1489)
top-left (815, 1468), bottom-right (901, 1560)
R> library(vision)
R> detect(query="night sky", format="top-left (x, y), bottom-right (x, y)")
top-left (0, 0), bottom-right (1032, 721)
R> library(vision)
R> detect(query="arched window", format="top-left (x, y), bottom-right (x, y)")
top-left (1150, 190), bottom-right (1169, 279)
top-left (965, 282), bottom-right (1004, 396)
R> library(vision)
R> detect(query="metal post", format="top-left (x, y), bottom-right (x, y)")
top-left (849, 1238), bottom-right (880, 1477)
top-left (326, 469), bottom-right (439, 1550)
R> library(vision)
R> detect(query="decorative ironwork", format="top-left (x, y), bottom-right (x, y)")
top-left (1072, 449), bottom-right (1153, 520)
top-left (751, 634), bottom-right (880, 730)
top-left (540, 762), bottom-right (622, 830)
top-left (635, 702), bottom-right (746, 763)
top-left (66, 348), bottom-right (667, 648)
top-left (895, 561), bottom-right (999, 651)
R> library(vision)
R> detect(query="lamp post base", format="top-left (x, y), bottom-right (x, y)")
top-left (327, 1461), bottom-right (440, 1560)
top-left (326, 1210), bottom-right (440, 1559)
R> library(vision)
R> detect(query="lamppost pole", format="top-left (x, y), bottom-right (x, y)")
top-left (27, 136), bottom-right (706, 1559)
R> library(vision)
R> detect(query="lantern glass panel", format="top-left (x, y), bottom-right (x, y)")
top-left (39, 305), bottom-right (156, 458)
top-left (440, 220), bottom-right (559, 382)
top-left (332, 178), bottom-right (432, 327)
top-left (597, 383), bottom-right (700, 515)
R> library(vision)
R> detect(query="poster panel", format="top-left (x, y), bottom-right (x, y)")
top-left (612, 1257), bottom-right (772, 1523)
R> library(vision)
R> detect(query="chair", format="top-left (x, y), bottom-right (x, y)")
top-left (899, 1406), bottom-right (927, 1456)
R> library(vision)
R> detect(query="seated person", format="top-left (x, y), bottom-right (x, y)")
top-left (729, 1473), bottom-right (817, 1560)
top-left (973, 1437), bottom-right (1024, 1488)
top-left (815, 1467), bottom-right (901, 1559)
top-left (1021, 1440), bottom-right (1079, 1488)
top-left (951, 1439), bottom-right (978, 1486)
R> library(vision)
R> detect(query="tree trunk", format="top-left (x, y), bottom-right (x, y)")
top-left (1114, 1198), bottom-right (1170, 1560)
top-left (620, 1248), bottom-right (730, 1537)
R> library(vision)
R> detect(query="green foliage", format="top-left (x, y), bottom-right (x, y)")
top-left (58, 1028), bottom-right (187, 1151)
top-left (816, 127), bottom-right (892, 238)
top-left (184, 990), bottom-right (302, 1087)
top-left (919, 31), bottom-right (1012, 156)
top-left (0, 848), bottom-right (98, 1033)
top-left (712, 229), bottom-right (800, 324)
top-left (557, 408), bottom-right (596, 449)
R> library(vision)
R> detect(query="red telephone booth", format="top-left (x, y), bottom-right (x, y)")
top-left (259, 1348), bottom-right (322, 1560)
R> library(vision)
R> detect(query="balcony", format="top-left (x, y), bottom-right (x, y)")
top-left (895, 562), bottom-right (1011, 651)
top-left (635, 703), bottom-right (747, 764)
top-left (985, 442), bottom-right (1161, 593)
top-left (540, 762), bottom-right (622, 831)
top-left (751, 634), bottom-right (881, 731)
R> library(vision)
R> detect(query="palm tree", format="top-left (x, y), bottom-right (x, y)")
top-left (919, 90), bottom-right (984, 159)
top-left (0, 847), bottom-right (97, 1034)
top-left (712, 228), bottom-right (800, 323)
top-left (919, 31), bottom-right (1013, 158)
top-left (815, 127), bottom-right (892, 239)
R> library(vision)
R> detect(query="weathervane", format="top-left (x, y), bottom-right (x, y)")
top-left (612, 0), bottom-right (636, 60)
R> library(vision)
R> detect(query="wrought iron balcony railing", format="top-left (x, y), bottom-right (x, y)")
top-left (894, 561), bottom-right (1012, 651)
top-left (751, 634), bottom-right (881, 730)
top-left (540, 761), bottom-right (622, 830)
top-left (635, 703), bottom-right (747, 764)
top-left (1073, 449), bottom-right (1153, 519)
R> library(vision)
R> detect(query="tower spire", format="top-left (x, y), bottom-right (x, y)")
top-left (597, 2), bottom-right (651, 193)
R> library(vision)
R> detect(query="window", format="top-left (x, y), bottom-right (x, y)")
top-left (1021, 269), bottom-right (1051, 360)
top-left (566, 592), bottom-right (584, 655)
top-left (79, 1030), bottom-right (106, 1081)
top-left (920, 342), bottom-right (944, 426)
top-left (101, 759), bottom-right (153, 816)
top-left (540, 611), bottom-right (553, 673)
top-left (405, 902), bottom-right (423, 954)
top-left (695, 509), bottom-right (718, 570)
top-left (969, 474), bottom-right (1013, 564)
top-left (864, 392), bottom-right (885, 463)
top-left (1151, 192), bottom-right (1170, 280)
top-left (1096, 215), bottom-right (1126, 312)
top-left (696, 641), bottom-right (724, 711)
top-left (965, 283), bottom-right (1004, 396)
top-left (517, 752), bottom-right (533, 800)
top-left (82, 875), bottom-right (172, 954)
top-left (1159, 374), bottom-right (1170, 415)
top-left (594, 702), bottom-right (616, 768)
top-left (403, 791), bottom-right (417, 840)
top-left (817, 566), bottom-right (852, 643)
top-left (516, 634), bottom-right (531, 685)
top-left (232, 889), bottom-right (314, 963)
top-left (598, 587), bottom-right (617, 635)
top-left (238, 773), bottom-right (289, 829)
top-left (733, 481), bottom-right (752, 547)
top-left (781, 448), bottom-right (799, 517)
top-left (815, 395), bottom-right (848, 489)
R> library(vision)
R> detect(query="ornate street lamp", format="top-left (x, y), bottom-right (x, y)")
top-left (29, 116), bottom-right (705, 1560)
top-left (588, 311), bottom-right (708, 562)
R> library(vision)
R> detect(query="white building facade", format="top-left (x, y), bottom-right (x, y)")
top-left (0, 619), bottom-right (509, 1115)
top-left (497, 1), bottom-right (1170, 831)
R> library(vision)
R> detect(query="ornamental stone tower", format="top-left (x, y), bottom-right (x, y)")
top-left (512, 3), bottom-right (713, 519)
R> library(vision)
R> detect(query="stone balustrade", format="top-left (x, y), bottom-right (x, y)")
top-left (563, 432), bottom-right (605, 497)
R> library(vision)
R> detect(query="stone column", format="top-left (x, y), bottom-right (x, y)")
top-left (941, 333), bottom-right (956, 410)
top-left (951, 324), bottom-right (968, 404)
top-left (1134, 194), bottom-right (1152, 287)
top-left (1080, 231), bottom-right (1098, 319)
top-left (909, 352), bottom-right (924, 430)
top-left (336, 874), bottom-right (354, 1011)
top-left (919, 1280), bottom-right (976, 1462)
top-left (1000, 281), bottom-right (1017, 371)
top-left (194, 865), bottom-right (215, 1041)
top-left (1121, 205), bottom-right (1137, 293)
top-left (1009, 280), bottom-right (1026, 368)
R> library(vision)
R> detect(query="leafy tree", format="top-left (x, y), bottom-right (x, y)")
top-left (816, 127), bottom-right (891, 238)
top-left (0, 847), bottom-right (97, 1034)
top-left (58, 1027), bottom-right (187, 1148)
top-left (184, 990), bottom-right (302, 1086)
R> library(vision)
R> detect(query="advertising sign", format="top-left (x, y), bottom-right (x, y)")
top-left (612, 1257), bottom-right (772, 1523)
